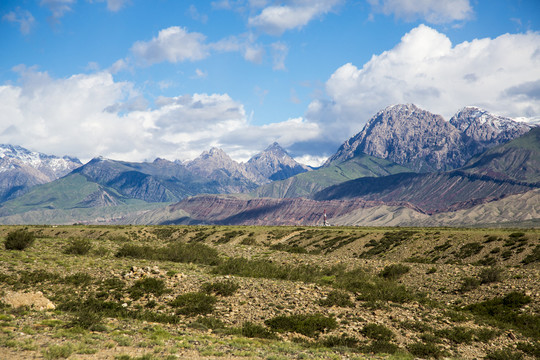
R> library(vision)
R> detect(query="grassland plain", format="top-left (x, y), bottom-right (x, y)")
top-left (0, 225), bottom-right (538, 360)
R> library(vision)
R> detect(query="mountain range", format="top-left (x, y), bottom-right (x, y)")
top-left (0, 104), bottom-right (537, 226)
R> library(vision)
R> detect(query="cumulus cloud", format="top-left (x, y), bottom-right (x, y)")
top-left (131, 27), bottom-right (209, 66)
top-left (2, 8), bottom-right (35, 35)
top-left (305, 25), bottom-right (540, 143)
top-left (367, 0), bottom-right (473, 24)
top-left (249, 0), bottom-right (342, 35)
top-left (0, 67), bottom-right (321, 163)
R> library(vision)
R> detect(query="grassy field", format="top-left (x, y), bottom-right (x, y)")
top-left (0, 225), bottom-right (538, 359)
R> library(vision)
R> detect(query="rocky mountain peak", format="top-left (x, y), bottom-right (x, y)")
top-left (246, 143), bottom-right (310, 181)
top-left (325, 104), bottom-right (463, 172)
top-left (450, 107), bottom-right (533, 145)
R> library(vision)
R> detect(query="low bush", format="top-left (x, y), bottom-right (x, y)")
top-left (459, 276), bottom-right (481, 293)
top-left (361, 340), bottom-right (399, 355)
top-left (435, 326), bottom-right (474, 344)
top-left (169, 292), bottom-right (217, 316)
top-left (407, 342), bottom-right (443, 359)
top-left (479, 266), bottom-right (504, 284)
top-left (463, 292), bottom-right (539, 338)
top-left (116, 242), bottom-right (221, 266)
top-left (42, 343), bottom-right (73, 360)
top-left (63, 237), bottom-right (92, 255)
top-left (320, 334), bottom-right (359, 348)
top-left (5, 229), bottom-right (35, 250)
top-left (265, 313), bottom-right (337, 338)
top-left (457, 242), bottom-right (484, 258)
top-left (522, 245), bottom-right (540, 265)
top-left (516, 341), bottom-right (540, 358)
top-left (128, 278), bottom-right (168, 300)
top-left (318, 290), bottom-right (353, 307)
top-left (240, 322), bottom-right (277, 339)
top-left (201, 280), bottom-right (239, 297)
top-left (378, 264), bottom-right (410, 280)
top-left (361, 323), bottom-right (395, 341)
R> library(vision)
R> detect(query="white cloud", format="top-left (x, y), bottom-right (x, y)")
top-left (131, 27), bottom-right (209, 66)
top-left (306, 25), bottom-right (540, 143)
top-left (367, 0), bottom-right (473, 24)
top-left (193, 68), bottom-right (208, 79)
top-left (2, 8), bottom-right (35, 35)
top-left (248, 0), bottom-right (342, 35)
top-left (0, 67), bottom-right (322, 163)
top-left (40, 0), bottom-right (75, 20)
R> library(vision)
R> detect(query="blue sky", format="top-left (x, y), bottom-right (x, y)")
top-left (1, 0), bottom-right (539, 165)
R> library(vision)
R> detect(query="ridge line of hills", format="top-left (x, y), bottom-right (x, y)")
top-left (0, 104), bottom-right (538, 226)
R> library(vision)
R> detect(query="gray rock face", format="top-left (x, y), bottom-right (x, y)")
top-left (325, 104), bottom-right (464, 172)
top-left (450, 106), bottom-right (533, 154)
top-left (246, 142), bottom-right (311, 182)
top-left (326, 104), bottom-right (534, 173)
top-left (0, 144), bottom-right (81, 201)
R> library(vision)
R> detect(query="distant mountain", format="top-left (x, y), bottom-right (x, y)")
top-left (252, 153), bottom-right (411, 198)
top-left (0, 144), bottom-right (81, 202)
top-left (72, 156), bottom-right (232, 202)
top-left (186, 143), bottom-right (311, 190)
top-left (450, 106), bottom-right (533, 155)
top-left (325, 104), bottom-right (533, 173)
top-left (314, 128), bottom-right (540, 214)
top-left (246, 142), bottom-right (310, 181)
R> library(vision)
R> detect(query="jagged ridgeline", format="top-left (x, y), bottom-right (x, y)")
top-left (0, 104), bottom-right (537, 226)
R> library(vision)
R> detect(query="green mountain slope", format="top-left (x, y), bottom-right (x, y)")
top-left (461, 127), bottom-right (540, 182)
top-left (0, 173), bottom-right (139, 216)
top-left (252, 153), bottom-right (412, 198)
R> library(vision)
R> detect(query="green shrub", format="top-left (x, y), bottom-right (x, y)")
top-left (464, 292), bottom-right (539, 338)
top-left (116, 242), bottom-right (221, 266)
top-left (335, 267), bottom-right (416, 303)
top-left (479, 266), bottom-right (504, 284)
top-left (5, 229), bottom-right (35, 250)
top-left (240, 322), bottom-right (277, 339)
top-left (457, 242), bottom-right (484, 258)
top-left (379, 264), bottom-right (410, 280)
top-left (516, 341), bottom-right (540, 358)
top-left (19, 269), bottom-right (61, 284)
top-left (64, 272), bottom-right (93, 286)
top-left (201, 280), bottom-right (239, 297)
top-left (435, 326), bottom-right (474, 344)
top-left (68, 308), bottom-right (105, 331)
top-left (361, 340), bottom-right (399, 355)
top-left (42, 343), bottom-right (73, 359)
top-left (407, 342), bottom-right (443, 359)
top-left (265, 313), bottom-right (337, 338)
top-left (508, 232), bottom-right (525, 238)
top-left (128, 278), bottom-right (168, 300)
top-left (522, 245), bottom-right (540, 265)
top-left (63, 237), bottom-right (92, 255)
top-left (361, 323), bottom-right (395, 341)
top-left (459, 276), bottom-right (481, 292)
top-left (320, 334), bottom-right (359, 348)
top-left (318, 290), bottom-right (353, 307)
top-left (485, 348), bottom-right (524, 360)
top-left (169, 292), bottom-right (216, 316)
